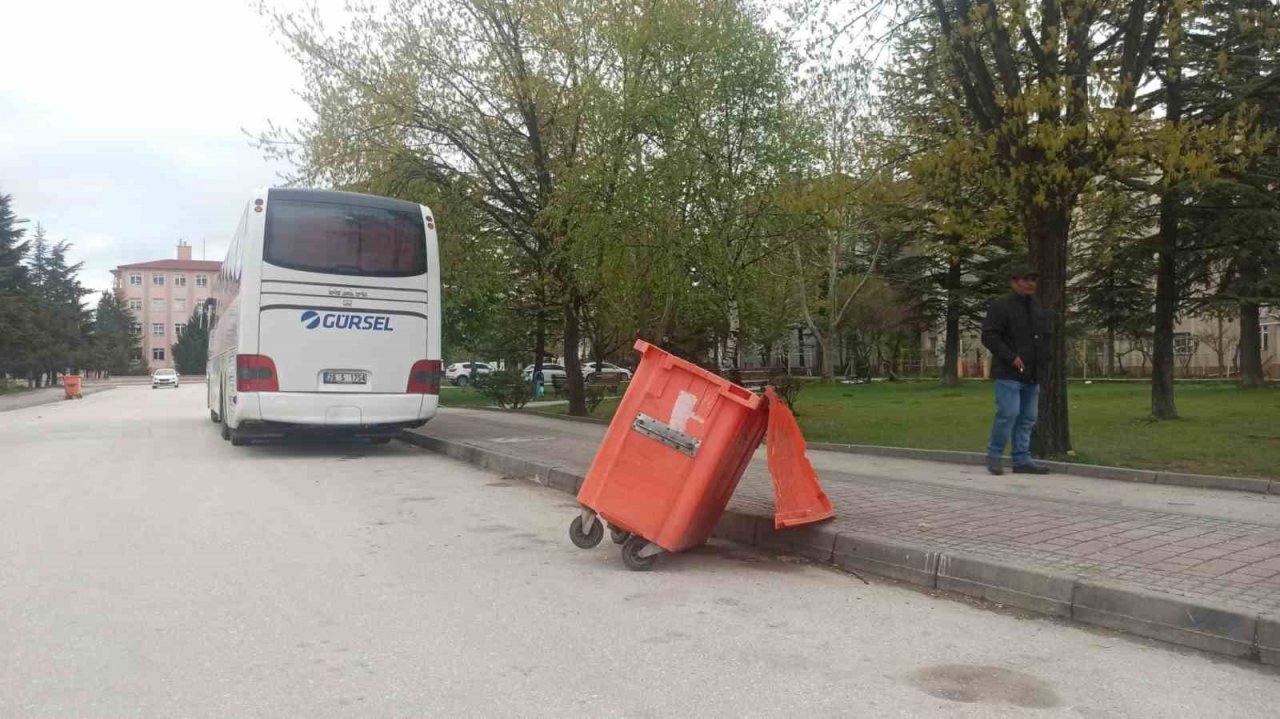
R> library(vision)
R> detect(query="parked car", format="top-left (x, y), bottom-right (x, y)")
top-left (521, 363), bottom-right (569, 383)
top-left (444, 362), bottom-right (494, 386)
top-left (151, 368), bottom-right (179, 389)
top-left (581, 361), bottom-right (633, 380)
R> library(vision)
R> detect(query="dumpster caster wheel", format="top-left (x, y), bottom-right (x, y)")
top-left (610, 526), bottom-right (631, 545)
top-left (569, 515), bottom-right (603, 549)
top-left (621, 535), bottom-right (658, 571)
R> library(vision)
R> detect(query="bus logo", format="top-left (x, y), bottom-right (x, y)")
top-left (300, 310), bottom-right (394, 332)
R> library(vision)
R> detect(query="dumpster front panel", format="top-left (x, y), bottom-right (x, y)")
top-left (578, 341), bottom-right (767, 553)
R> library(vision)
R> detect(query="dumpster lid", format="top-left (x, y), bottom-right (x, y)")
top-left (764, 386), bottom-right (835, 529)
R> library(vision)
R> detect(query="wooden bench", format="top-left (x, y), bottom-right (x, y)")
top-left (586, 372), bottom-right (626, 395)
top-left (721, 367), bottom-right (787, 392)
top-left (550, 372), bottom-right (627, 398)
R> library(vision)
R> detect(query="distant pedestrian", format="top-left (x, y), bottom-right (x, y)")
top-left (981, 263), bottom-right (1051, 475)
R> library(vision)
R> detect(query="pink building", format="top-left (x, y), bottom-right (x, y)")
top-left (110, 242), bottom-right (221, 370)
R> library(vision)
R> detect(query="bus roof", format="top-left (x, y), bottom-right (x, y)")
top-left (266, 188), bottom-right (427, 215)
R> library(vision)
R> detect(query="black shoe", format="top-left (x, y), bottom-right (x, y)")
top-left (1013, 463), bottom-right (1051, 475)
top-left (987, 457), bottom-right (1004, 475)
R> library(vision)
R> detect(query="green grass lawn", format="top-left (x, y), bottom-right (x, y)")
top-left (438, 379), bottom-right (1279, 479)
top-left (800, 381), bottom-right (1280, 479)
top-left (436, 386), bottom-right (496, 408)
top-left (0, 381), bottom-right (31, 395)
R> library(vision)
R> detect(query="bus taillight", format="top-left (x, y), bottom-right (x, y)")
top-left (236, 354), bottom-right (279, 392)
top-left (407, 360), bottom-right (442, 394)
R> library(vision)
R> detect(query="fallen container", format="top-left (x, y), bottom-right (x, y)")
top-left (569, 340), bottom-right (832, 570)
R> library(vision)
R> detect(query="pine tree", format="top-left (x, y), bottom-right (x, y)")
top-left (171, 305), bottom-right (210, 375)
top-left (0, 191), bottom-right (33, 379)
top-left (25, 226), bottom-right (91, 383)
top-left (89, 292), bottom-right (140, 375)
top-left (1181, 0), bottom-right (1280, 388)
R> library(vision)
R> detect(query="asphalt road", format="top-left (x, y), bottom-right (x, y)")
top-left (1, 385), bottom-right (1276, 718)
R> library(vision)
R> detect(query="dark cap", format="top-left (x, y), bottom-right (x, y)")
top-left (1010, 262), bottom-right (1039, 279)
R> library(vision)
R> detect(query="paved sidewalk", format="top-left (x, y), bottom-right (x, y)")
top-left (405, 408), bottom-right (1280, 662)
top-left (0, 385), bottom-right (114, 413)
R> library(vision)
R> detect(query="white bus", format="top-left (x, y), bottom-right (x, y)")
top-left (206, 188), bottom-right (442, 446)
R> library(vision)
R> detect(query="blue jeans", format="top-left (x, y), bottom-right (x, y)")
top-left (987, 379), bottom-right (1040, 466)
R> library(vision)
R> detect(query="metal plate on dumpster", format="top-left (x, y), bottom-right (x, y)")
top-left (632, 413), bottom-right (701, 457)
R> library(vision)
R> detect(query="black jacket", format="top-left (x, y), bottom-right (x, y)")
top-left (981, 294), bottom-right (1051, 384)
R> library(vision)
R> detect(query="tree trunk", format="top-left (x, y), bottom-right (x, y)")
top-left (532, 306), bottom-right (546, 393)
top-left (562, 301), bottom-right (588, 416)
top-left (1027, 203), bottom-right (1072, 458)
top-left (1105, 326), bottom-right (1117, 376)
top-left (940, 252), bottom-right (963, 386)
top-left (1151, 208), bottom-right (1179, 417)
top-left (1151, 19), bottom-right (1182, 417)
top-left (1239, 299), bottom-right (1264, 388)
top-left (723, 296), bottom-right (741, 371)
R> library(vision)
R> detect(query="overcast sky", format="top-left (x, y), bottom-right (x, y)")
top-left (0, 0), bottom-right (343, 299)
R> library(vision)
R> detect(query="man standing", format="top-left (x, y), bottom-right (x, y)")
top-left (981, 263), bottom-right (1052, 475)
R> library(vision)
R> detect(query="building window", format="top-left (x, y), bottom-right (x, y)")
top-left (174, 274), bottom-right (187, 287)
top-left (175, 298), bottom-right (187, 314)
top-left (1173, 332), bottom-right (1195, 356)
top-left (151, 299), bottom-right (165, 313)
top-left (152, 274), bottom-right (165, 287)
top-left (131, 322), bottom-right (141, 336)
top-left (175, 323), bottom-right (187, 337)
top-left (113, 275), bottom-right (122, 289)
top-left (1264, 331), bottom-right (1271, 352)
top-left (196, 274), bottom-right (208, 288)
top-left (152, 323), bottom-right (165, 337)
top-left (129, 273), bottom-right (142, 286)
top-left (128, 299), bottom-right (142, 312)
top-left (152, 348), bottom-right (165, 361)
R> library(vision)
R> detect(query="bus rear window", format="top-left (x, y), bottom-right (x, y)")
top-left (264, 200), bottom-right (427, 277)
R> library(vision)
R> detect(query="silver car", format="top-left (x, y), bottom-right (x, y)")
top-left (151, 368), bottom-right (179, 389)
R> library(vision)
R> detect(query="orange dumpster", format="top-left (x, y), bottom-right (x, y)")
top-left (62, 374), bottom-right (82, 400)
top-left (569, 340), bottom-right (833, 570)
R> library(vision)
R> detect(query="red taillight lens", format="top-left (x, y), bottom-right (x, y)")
top-left (407, 359), bottom-right (442, 394)
top-left (236, 354), bottom-right (279, 392)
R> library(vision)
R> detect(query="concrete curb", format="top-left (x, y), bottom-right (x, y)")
top-left (0, 385), bottom-right (116, 414)
top-left (448, 404), bottom-right (612, 426)
top-left (445, 407), bottom-right (1277, 495)
top-left (398, 428), bottom-right (1276, 666)
top-left (806, 442), bottom-right (1278, 496)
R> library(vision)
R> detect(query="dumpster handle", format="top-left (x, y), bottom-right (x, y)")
top-left (632, 413), bottom-right (701, 457)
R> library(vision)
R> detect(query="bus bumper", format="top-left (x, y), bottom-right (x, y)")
top-left (238, 392), bottom-right (439, 429)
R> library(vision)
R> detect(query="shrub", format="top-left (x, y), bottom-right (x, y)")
top-left (475, 370), bottom-right (533, 409)
top-left (585, 384), bottom-right (609, 414)
top-left (769, 374), bottom-right (803, 411)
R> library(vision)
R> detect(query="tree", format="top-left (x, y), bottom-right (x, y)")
top-left (1180, 0), bottom-right (1280, 389)
top-left (89, 291), bottom-right (140, 375)
top-left (1070, 184), bottom-right (1157, 376)
top-left (1196, 303), bottom-right (1238, 376)
top-left (0, 191), bottom-right (32, 378)
top-left (868, 11), bottom-right (1019, 386)
top-left (171, 306), bottom-right (210, 375)
top-left (25, 226), bottom-right (91, 384)
top-left (264, 0), bottom-right (804, 408)
top-left (914, 0), bottom-right (1176, 452)
top-left (785, 172), bottom-right (886, 382)
top-left (830, 0), bottom-right (1265, 447)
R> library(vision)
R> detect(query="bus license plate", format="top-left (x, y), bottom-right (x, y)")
top-left (323, 371), bottom-right (367, 385)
